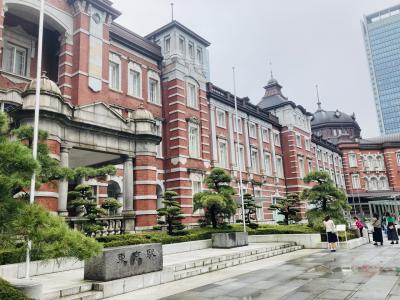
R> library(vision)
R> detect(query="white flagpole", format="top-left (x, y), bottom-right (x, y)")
top-left (26, 0), bottom-right (45, 279)
top-left (232, 67), bottom-right (246, 233)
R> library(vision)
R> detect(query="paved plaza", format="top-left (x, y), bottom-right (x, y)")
top-left (110, 241), bottom-right (400, 300)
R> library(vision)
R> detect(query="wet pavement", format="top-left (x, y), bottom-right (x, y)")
top-left (162, 242), bottom-right (400, 300)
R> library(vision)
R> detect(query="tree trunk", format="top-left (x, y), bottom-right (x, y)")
top-left (167, 217), bottom-right (173, 235)
top-left (211, 208), bottom-right (217, 228)
top-left (284, 213), bottom-right (289, 225)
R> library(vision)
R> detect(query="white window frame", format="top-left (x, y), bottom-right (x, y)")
top-left (191, 174), bottom-right (203, 196)
top-left (196, 47), bottom-right (203, 64)
top-left (248, 122), bottom-right (257, 138)
top-left (262, 128), bottom-right (269, 143)
top-left (216, 109), bottom-right (226, 128)
top-left (250, 148), bottom-right (259, 173)
top-left (298, 156), bottom-right (305, 178)
top-left (128, 62), bottom-right (142, 98)
top-left (188, 41), bottom-right (194, 58)
top-left (4, 42), bottom-right (28, 76)
top-left (352, 174), bottom-right (360, 189)
top-left (296, 134), bottom-right (302, 148)
top-left (307, 159), bottom-right (313, 173)
top-left (305, 138), bottom-right (310, 151)
top-left (164, 35), bottom-right (171, 53)
top-left (187, 81), bottom-right (198, 109)
top-left (178, 35), bottom-right (185, 54)
top-left (236, 143), bottom-right (246, 171)
top-left (349, 153), bottom-right (357, 168)
top-left (218, 139), bottom-right (229, 168)
top-left (234, 116), bottom-right (243, 133)
top-left (317, 149), bottom-right (322, 160)
top-left (109, 53), bottom-right (121, 91)
top-left (264, 152), bottom-right (272, 176)
top-left (276, 156), bottom-right (284, 178)
top-left (188, 122), bottom-right (200, 158)
top-left (148, 70), bottom-right (161, 105)
top-left (274, 132), bottom-right (281, 147)
top-left (397, 152), bottom-right (400, 165)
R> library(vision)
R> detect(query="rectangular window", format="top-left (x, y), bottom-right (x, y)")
top-left (164, 36), bottom-right (170, 53)
top-left (317, 149), bottom-right (322, 160)
top-left (188, 42), bottom-right (194, 58)
top-left (219, 139), bottom-right (228, 168)
top-left (296, 135), bottom-right (302, 148)
top-left (216, 109), bottom-right (226, 128)
top-left (234, 117), bottom-right (242, 133)
top-left (307, 159), bottom-right (313, 173)
top-left (274, 132), bottom-right (281, 146)
top-left (276, 156), bottom-right (284, 178)
top-left (249, 122), bottom-right (256, 138)
top-left (349, 153), bottom-right (357, 167)
top-left (262, 128), bottom-right (269, 143)
top-left (196, 47), bottom-right (203, 64)
top-left (192, 179), bottom-right (202, 196)
top-left (187, 83), bottom-right (197, 108)
top-left (109, 61), bottom-right (120, 90)
top-left (352, 174), bottom-right (360, 189)
top-left (188, 123), bottom-right (200, 158)
top-left (264, 152), bottom-right (272, 176)
top-left (128, 69), bottom-right (141, 97)
top-left (396, 152), bottom-right (400, 165)
top-left (329, 154), bottom-right (333, 165)
top-left (4, 43), bottom-right (27, 76)
top-left (179, 36), bottom-right (185, 54)
top-left (305, 138), bottom-right (310, 151)
top-left (250, 148), bottom-right (259, 173)
top-left (235, 143), bottom-right (245, 171)
top-left (298, 157), bottom-right (305, 178)
top-left (149, 78), bottom-right (160, 104)
top-left (323, 152), bottom-right (328, 163)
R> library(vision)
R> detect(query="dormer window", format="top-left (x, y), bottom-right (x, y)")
top-left (188, 41), bottom-right (194, 58)
top-left (164, 36), bottom-right (171, 53)
top-left (196, 47), bottom-right (203, 64)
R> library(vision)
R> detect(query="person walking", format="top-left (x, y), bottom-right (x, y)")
top-left (371, 213), bottom-right (383, 246)
top-left (386, 212), bottom-right (399, 245)
top-left (323, 215), bottom-right (338, 252)
top-left (354, 216), bottom-right (364, 237)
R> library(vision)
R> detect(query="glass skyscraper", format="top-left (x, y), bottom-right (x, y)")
top-left (363, 5), bottom-right (400, 134)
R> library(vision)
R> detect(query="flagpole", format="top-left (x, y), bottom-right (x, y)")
top-left (26, 0), bottom-right (45, 279)
top-left (232, 67), bottom-right (246, 233)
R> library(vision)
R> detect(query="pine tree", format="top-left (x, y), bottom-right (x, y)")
top-left (269, 193), bottom-right (301, 225)
top-left (243, 193), bottom-right (261, 227)
top-left (157, 190), bottom-right (185, 235)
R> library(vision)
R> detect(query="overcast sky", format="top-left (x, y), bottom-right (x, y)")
top-left (112, 0), bottom-right (400, 138)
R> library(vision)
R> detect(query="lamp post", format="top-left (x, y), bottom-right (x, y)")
top-left (26, 0), bottom-right (45, 279)
top-left (232, 67), bottom-right (246, 233)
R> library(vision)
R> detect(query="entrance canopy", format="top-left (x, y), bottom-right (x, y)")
top-left (368, 199), bottom-right (400, 219)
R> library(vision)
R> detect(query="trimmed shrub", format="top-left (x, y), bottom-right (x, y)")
top-left (0, 277), bottom-right (30, 300)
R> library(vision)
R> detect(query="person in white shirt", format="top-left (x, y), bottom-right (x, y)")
top-left (323, 215), bottom-right (338, 252)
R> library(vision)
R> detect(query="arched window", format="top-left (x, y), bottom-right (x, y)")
top-left (379, 177), bottom-right (388, 190)
top-left (370, 177), bottom-right (378, 191)
top-left (128, 62), bottom-right (142, 98)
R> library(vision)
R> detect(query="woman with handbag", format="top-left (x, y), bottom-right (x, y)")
top-left (386, 212), bottom-right (399, 245)
top-left (371, 213), bottom-right (383, 246)
top-left (323, 215), bottom-right (338, 252)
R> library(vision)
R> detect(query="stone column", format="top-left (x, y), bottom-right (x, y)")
top-left (123, 156), bottom-right (134, 213)
top-left (210, 105), bottom-right (218, 163)
top-left (58, 146), bottom-right (70, 216)
top-left (228, 112), bottom-right (236, 168)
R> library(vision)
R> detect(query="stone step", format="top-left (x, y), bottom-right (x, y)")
top-left (170, 242), bottom-right (298, 274)
top-left (42, 283), bottom-right (94, 300)
top-left (57, 291), bottom-right (103, 300)
top-left (172, 244), bottom-right (303, 281)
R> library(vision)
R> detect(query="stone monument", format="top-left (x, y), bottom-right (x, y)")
top-left (212, 232), bottom-right (248, 248)
top-left (84, 243), bottom-right (163, 281)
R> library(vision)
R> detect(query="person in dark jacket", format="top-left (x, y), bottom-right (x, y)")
top-left (386, 212), bottom-right (399, 245)
top-left (372, 213), bottom-right (383, 246)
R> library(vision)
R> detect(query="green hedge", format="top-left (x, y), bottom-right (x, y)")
top-left (0, 278), bottom-right (30, 300)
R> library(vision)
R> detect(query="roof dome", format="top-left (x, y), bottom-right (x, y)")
top-left (311, 109), bottom-right (359, 128)
top-left (25, 73), bottom-right (61, 96)
top-left (131, 102), bottom-right (154, 121)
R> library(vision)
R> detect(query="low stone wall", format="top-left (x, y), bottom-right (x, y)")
top-left (0, 258), bottom-right (83, 279)
top-left (249, 234), bottom-right (322, 249)
top-left (162, 239), bottom-right (211, 255)
top-left (212, 232), bottom-right (248, 248)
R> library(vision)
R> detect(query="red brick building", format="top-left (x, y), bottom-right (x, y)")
top-left (0, 0), bottom-right (384, 229)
